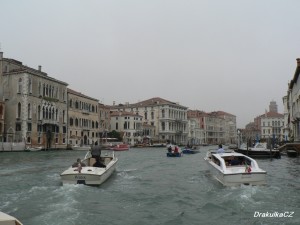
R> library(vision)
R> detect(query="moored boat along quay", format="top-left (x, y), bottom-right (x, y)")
top-left (0, 146), bottom-right (299, 225)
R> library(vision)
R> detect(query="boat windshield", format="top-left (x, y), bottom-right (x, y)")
top-left (222, 155), bottom-right (251, 167)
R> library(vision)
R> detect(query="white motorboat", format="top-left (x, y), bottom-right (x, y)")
top-left (0, 211), bottom-right (23, 225)
top-left (204, 151), bottom-right (267, 186)
top-left (24, 146), bottom-right (43, 152)
top-left (71, 144), bottom-right (91, 151)
top-left (60, 150), bottom-right (118, 186)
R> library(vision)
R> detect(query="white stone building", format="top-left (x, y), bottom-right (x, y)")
top-left (0, 52), bottom-right (68, 149)
top-left (110, 97), bottom-right (188, 145)
top-left (67, 88), bottom-right (99, 146)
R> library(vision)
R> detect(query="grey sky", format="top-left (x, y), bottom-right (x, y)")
top-left (1, 0), bottom-right (299, 128)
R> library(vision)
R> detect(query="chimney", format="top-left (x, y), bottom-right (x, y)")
top-left (0, 52), bottom-right (3, 60)
top-left (38, 65), bottom-right (42, 71)
top-left (297, 58), bottom-right (300, 67)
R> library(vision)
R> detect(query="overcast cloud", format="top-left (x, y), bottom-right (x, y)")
top-left (1, 0), bottom-right (299, 127)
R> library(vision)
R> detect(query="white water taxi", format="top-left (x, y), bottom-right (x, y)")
top-left (60, 150), bottom-right (118, 186)
top-left (0, 211), bottom-right (23, 225)
top-left (204, 151), bottom-right (267, 186)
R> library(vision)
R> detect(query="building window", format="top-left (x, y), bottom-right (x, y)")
top-left (116, 122), bottom-right (118, 130)
top-left (17, 102), bottom-right (21, 118)
top-left (18, 78), bottom-right (22, 93)
top-left (16, 123), bottom-right (21, 131)
top-left (27, 123), bottom-right (32, 131)
top-left (28, 103), bottom-right (31, 119)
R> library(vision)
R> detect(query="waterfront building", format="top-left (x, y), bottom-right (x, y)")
top-left (0, 100), bottom-right (4, 141)
top-left (187, 110), bottom-right (206, 144)
top-left (215, 111), bottom-right (237, 144)
top-left (0, 52), bottom-right (68, 148)
top-left (188, 110), bottom-right (236, 145)
top-left (67, 88), bottom-right (99, 146)
top-left (282, 96), bottom-right (290, 141)
top-left (98, 103), bottom-right (111, 137)
top-left (260, 111), bottom-right (284, 141)
top-left (110, 97), bottom-right (188, 145)
top-left (244, 101), bottom-right (283, 143)
top-left (110, 111), bottom-right (143, 146)
top-left (285, 58), bottom-right (300, 142)
top-left (187, 117), bottom-right (204, 145)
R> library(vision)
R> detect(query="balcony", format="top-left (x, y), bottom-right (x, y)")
top-left (42, 119), bottom-right (58, 125)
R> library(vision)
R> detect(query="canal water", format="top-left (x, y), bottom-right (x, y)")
top-left (0, 146), bottom-right (299, 225)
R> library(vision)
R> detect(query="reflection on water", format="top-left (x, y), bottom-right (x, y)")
top-left (0, 147), bottom-right (299, 225)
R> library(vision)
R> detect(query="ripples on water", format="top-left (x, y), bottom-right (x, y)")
top-left (0, 147), bottom-right (299, 225)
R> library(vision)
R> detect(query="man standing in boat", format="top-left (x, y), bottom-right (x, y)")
top-left (91, 142), bottom-right (101, 159)
top-left (217, 144), bottom-right (225, 154)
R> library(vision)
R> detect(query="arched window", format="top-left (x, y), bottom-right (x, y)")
top-left (70, 118), bottom-right (73, 126)
top-left (162, 109), bottom-right (165, 118)
top-left (75, 118), bottom-right (78, 126)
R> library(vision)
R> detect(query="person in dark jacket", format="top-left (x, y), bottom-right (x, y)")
top-left (91, 143), bottom-right (101, 159)
top-left (93, 157), bottom-right (106, 168)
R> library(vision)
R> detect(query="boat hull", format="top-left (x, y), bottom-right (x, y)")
top-left (110, 144), bottom-right (129, 151)
top-left (71, 146), bottom-right (91, 151)
top-left (206, 161), bottom-right (266, 186)
top-left (60, 159), bottom-right (118, 186)
top-left (182, 148), bottom-right (199, 154)
top-left (235, 149), bottom-right (281, 158)
top-left (287, 150), bottom-right (298, 157)
top-left (166, 152), bottom-right (182, 157)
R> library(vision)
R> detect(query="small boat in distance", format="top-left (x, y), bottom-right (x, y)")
top-left (166, 144), bottom-right (182, 157)
top-left (60, 150), bottom-right (118, 186)
top-left (110, 144), bottom-right (130, 151)
top-left (204, 150), bottom-right (267, 186)
top-left (182, 147), bottom-right (200, 154)
top-left (0, 211), bottom-right (23, 225)
top-left (71, 144), bottom-right (91, 151)
top-left (24, 146), bottom-right (43, 152)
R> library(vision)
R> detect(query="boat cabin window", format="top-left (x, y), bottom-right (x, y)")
top-left (222, 156), bottom-right (251, 167)
top-left (212, 155), bottom-right (220, 166)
